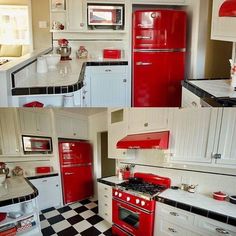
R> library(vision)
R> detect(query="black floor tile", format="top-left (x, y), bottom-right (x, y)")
top-left (91, 206), bottom-right (98, 214)
top-left (80, 199), bottom-right (91, 205)
top-left (47, 214), bottom-right (65, 225)
top-left (57, 205), bottom-right (72, 214)
top-left (57, 226), bottom-right (78, 236)
top-left (40, 214), bottom-right (46, 221)
top-left (41, 226), bottom-right (56, 236)
top-left (86, 215), bottom-right (103, 225)
top-left (80, 226), bottom-right (101, 236)
top-left (75, 205), bottom-right (88, 214)
top-left (67, 214), bottom-right (84, 225)
top-left (94, 200), bottom-right (98, 204)
top-left (41, 207), bottom-right (56, 213)
top-left (103, 228), bottom-right (113, 236)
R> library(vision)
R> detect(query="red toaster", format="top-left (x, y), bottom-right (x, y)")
top-left (103, 49), bottom-right (122, 59)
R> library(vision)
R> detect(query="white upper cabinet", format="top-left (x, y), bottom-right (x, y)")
top-left (215, 108), bottom-right (236, 165)
top-left (108, 109), bottom-right (135, 159)
top-left (128, 108), bottom-right (169, 134)
top-left (0, 109), bottom-right (21, 156)
top-left (169, 109), bottom-right (219, 163)
top-left (19, 109), bottom-right (52, 136)
top-left (211, 0), bottom-right (236, 42)
top-left (55, 112), bottom-right (88, 140)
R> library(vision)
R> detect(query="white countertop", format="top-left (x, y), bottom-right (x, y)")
top-left (100, 176), bottom-right (125, 185)
top-left (159, 189), bottom-right (236, 218)
top-left (0, 177), bottom-right (36, 202)
top-left (189, 79), bottom-right (236, 98)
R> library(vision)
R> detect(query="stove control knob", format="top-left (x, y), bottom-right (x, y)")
top-left (136, 199), bottom-right (140, 204)
top-left (114, 191), bottom-right (118, 196)
top-left (141, 201), bottom-right (146, 206)
top-left (118, 193), bottom-right (122, 198)
top-left (127, 197), bottom-right (131, 202)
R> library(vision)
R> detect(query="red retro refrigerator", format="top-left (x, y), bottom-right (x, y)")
top-left (59, 140), bottom-right (93, 204)
top-left (133, 10), bottom-right (187, 107)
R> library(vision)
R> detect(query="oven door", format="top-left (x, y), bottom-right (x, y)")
top-left (112, 198), bottom-right (154, 236)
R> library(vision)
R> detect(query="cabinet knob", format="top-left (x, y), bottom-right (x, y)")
top-left (144, 122), bottom-right (149, 127)
top-left (16, 149), bottom-right (19, 152)
top-left (191, 101), bottom-right (197, 107)
top-left (56, 184), bottom-right (59, 187)
top-left (122, 152), bottom-right (126, 155)
top-left (123, 79), bottom-right (127, 83)
top-left (80, 23), bottom-right (84, 27)
top-left (42, 180), bottom-right (47, 183)
top-left (73, 133), bottom-right (76, 136)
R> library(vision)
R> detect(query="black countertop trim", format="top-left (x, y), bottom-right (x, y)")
top-left (97, 178), bottom-right (118, 187)
top-left (11, 61), bottom-right (128, 96)
top-left (156, 196), bottom-right (236, 227)
top-left (26, 173), bottom-right (59, 180)
top-left (0, 178), bottom-right (39, 207)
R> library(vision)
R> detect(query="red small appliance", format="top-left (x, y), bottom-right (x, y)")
top-left (112, 172), bottom-right (171, 236)
top-left (132, 9), bottom-right (187, 107)
top-left (103, 49), bottom-right (122, 59)
top-left (59, 140), bottom-right (94, 204)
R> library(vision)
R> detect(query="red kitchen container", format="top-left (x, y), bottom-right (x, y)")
top-left (23, 101), bottom-right (44, 108)
top-left (103, 49), bottom-right (121, 59)
top-left (213, 191), bottom-right (228, 201)
top-left (0, 213), bottom-right (6, 222)
top-left (122, 170), bottom-right (131, 180)
top-left (35, 166), bottom-right (53, 174)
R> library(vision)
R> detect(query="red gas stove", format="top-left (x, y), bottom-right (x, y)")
top-left (112, 173), bottom-right (171, 236)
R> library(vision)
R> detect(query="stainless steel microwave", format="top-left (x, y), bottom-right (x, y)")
top-left (22, 136), bottom-right (53, 154)
top-left (88, 4), bottom-right (124, 27)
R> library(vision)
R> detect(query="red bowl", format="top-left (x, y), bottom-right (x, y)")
top-left (213, 191), bottom-right (228, 201)
top-left (0, 212), bottom-right (7, 222)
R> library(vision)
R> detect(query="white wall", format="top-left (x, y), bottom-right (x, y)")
top-left (89, 111), bottom-right (108, 198)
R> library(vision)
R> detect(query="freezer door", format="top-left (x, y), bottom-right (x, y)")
top-left (133, 51), bottom-right (185, 107)
top-left (61, 165), bottom-right (93, 204)
top-left (133, 10), bottom-right (186, 49)
top-left (59, 141), bottom-right (92, 166)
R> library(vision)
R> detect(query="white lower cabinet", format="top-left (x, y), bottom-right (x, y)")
top-left (97, 182), bottom-right (112, 224)
top-left (29, 176), bottom-right (61, 211)
top-left (181, 87), bottom-right (201, 108)
top-left (154, 202), bottom-right (236, 236)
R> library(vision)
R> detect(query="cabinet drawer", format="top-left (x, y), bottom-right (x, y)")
top-left (182, 87), bottom-right (201, 108)
top-left (90, 66), bottom-right (127, 74)
top-left (158, 219), bottom-right (188, 236)
top-left (97, 183), bottom-right (112, 196)
top-left (195, 215), bottom-right (236, 236)
top-left (157, 202), bottom-right (195, 225)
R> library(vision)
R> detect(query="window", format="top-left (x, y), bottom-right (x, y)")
top-left (0, 5), bottom-right (30, 45)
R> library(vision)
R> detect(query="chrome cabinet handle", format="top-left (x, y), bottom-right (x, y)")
top-left (170, 212), bottom-right (179, 217)
top-left (105, 69), bottom-right (112, 72)
top-left (136, 35), bottom-right (152, 39)
top-left (216, 228), bottom-right (229, 234)
top-left (42, 180), bottom-right (47, 183)
top-left (136, 62), bottom-right (152, 66)
top-left (168, 227), bottom-right (177, 233)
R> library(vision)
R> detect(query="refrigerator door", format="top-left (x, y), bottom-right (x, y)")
top-left (133, 51), bottom-right (185, 107)
top-left (61, 165), bottom-right (93, 204)
top-left (59, 141), bottom-right (92, 166)
top-left (133, 10), bottom-right (186, 49)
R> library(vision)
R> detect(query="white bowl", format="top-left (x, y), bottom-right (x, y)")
top-left (43, 54), bottom-right (61, 69)
top-left (0, 174), bottom-right (6, 184)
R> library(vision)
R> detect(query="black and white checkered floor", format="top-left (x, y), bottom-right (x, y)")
top-left (40, 199), bottom-right (112, 236)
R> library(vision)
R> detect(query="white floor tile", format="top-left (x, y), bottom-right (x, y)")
top-left (85, 202), bottom-right (97, 209)
top-left (73, 219), bottom-right (92, 233)
top-left (89, 196), bottom-right (98, 202)
top-left (43, 210), bottom-right (59, 219)
top-left (51, 220), bottom-right (71, 233)
top-left (80, 210), bottom-right (95, 219)
top-left (69, 202), bottom-right (83, 209)
top-left (40, 219), bottom-right (50, 229)
top-left (61, 210), bottom-right (77, 219)
top-left (94, 220), bottom-right (112, 233)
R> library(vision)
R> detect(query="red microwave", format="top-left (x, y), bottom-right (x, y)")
top-left (88, 4), bottom-right (124, 28)
top-left (22, 136), bottom-right (52, 154)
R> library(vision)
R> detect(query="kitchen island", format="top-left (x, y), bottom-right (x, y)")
top-left (0, 177), bottom-right (41, 235)
top-left (182, 79), bottom-right (236, 107)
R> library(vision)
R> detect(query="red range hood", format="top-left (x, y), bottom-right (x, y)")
top-left (219, 0), bottom-right (236, 17)
top-left (116, 131), bottom-right (170, 149)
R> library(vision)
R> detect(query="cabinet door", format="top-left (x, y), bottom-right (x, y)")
top-left (128, 108), bottom-right (169, 134)
top-left (19, 110), bottom-right (36, 135)
top-left (211, 0), bottom-right (236, 42)
top-left (108, 109), bottom-right (135, 159)
top-left (90, 73), bottom-right (127, 107)
top-left (71, 117), bottom-right (88, 140)
top-left (169, 109), bottom-right (219, 163)
top-left (0, 110), bottom-right (21, 155)
top-left (30, 176), bottom-right (61, 211)
top-left (36, 112), bottom-right (52, 136)
top-left (67, 0), bottom-right (84, 31)
top-left (216, 108), bottom-right (236, 165)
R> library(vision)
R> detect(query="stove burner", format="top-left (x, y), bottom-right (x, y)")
top-left (118, 181), bottom-right (166, 196)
